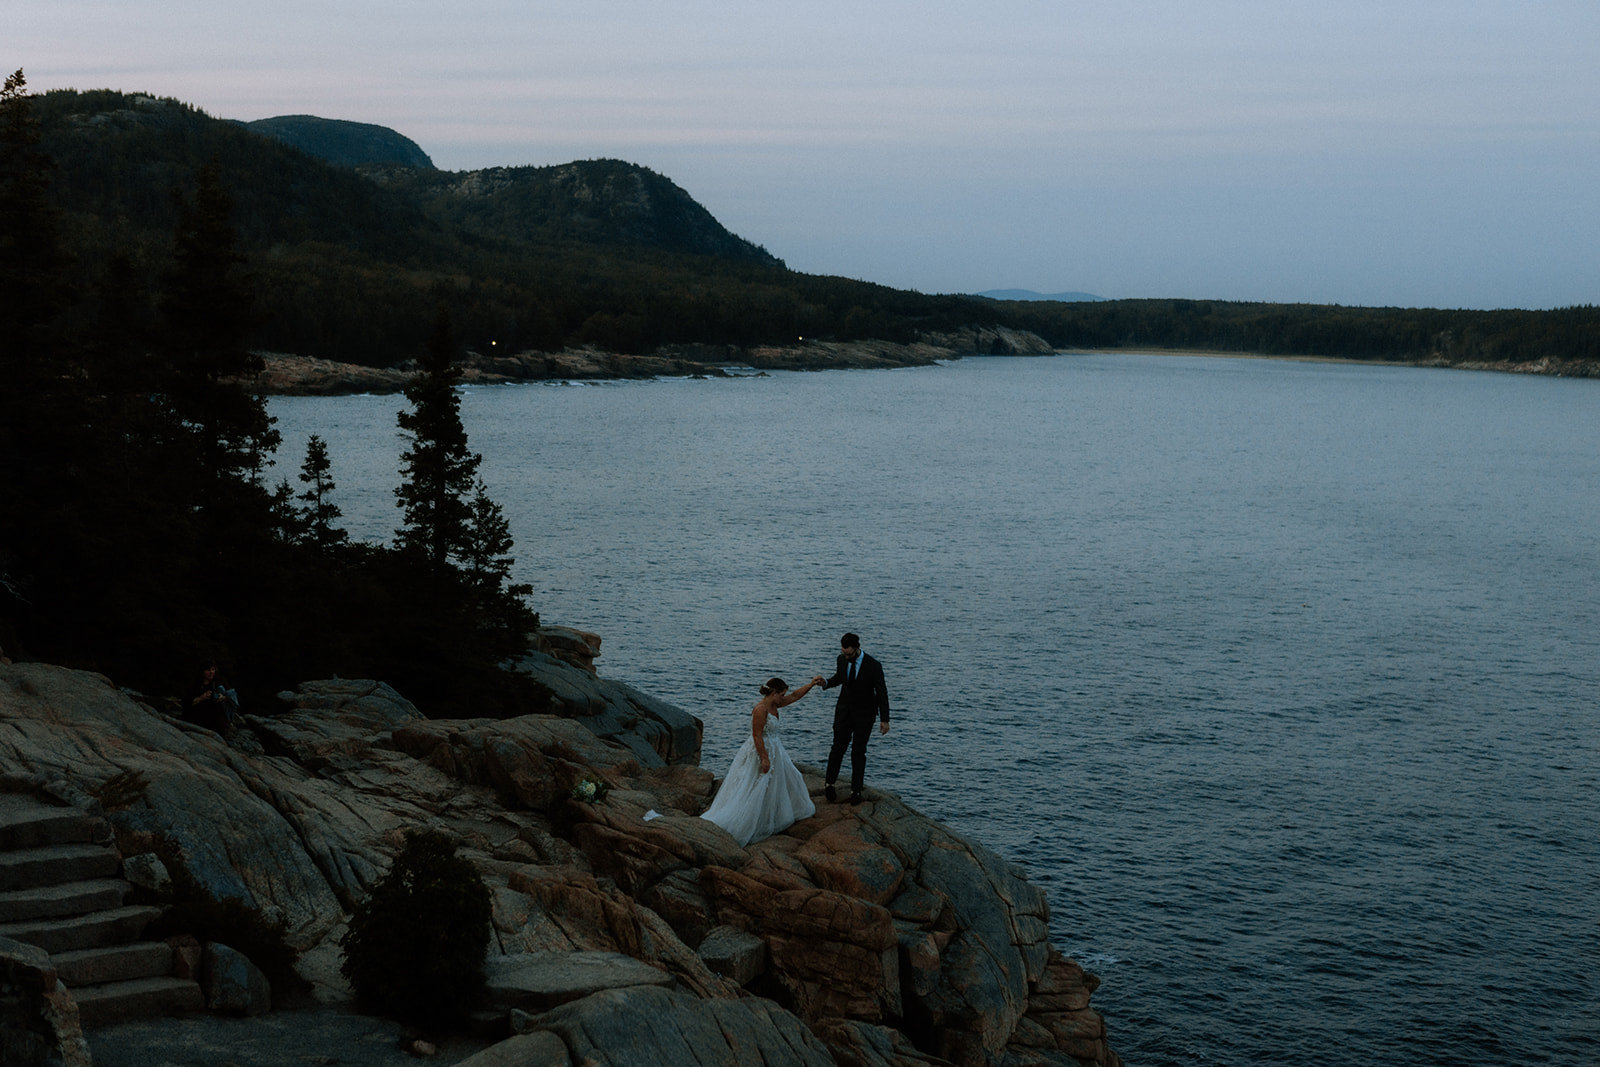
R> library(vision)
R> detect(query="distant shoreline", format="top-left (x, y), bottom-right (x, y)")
top-left (248, 328), bottom-right (1048, 396)
top-left (249, 342), bottom-right (1596, 396)
top-left (1063, 347), bottom-right (1597, 377)
top-left (1063, 347), bottom-right (1415, 367)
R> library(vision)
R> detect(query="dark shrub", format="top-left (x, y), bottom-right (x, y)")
top-left (339, 829), bottom-right (492, 1026)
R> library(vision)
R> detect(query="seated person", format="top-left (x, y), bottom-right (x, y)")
top-left (182, 661), bottom-right (235, 734)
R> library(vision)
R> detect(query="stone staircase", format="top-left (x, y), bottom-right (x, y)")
top-left (0, 793), bottom-right (203, 1028)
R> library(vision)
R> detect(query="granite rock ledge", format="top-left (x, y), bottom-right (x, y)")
top-left (0, 660), bottom-right (1120, 1067)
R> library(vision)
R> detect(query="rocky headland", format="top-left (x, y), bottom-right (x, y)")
top-left (249, 327), bottom-right (1056, 396)
top-left (248, 329), bottom-right (1598, 397)
top-left (0, 638), bottom-right (1121, 1067)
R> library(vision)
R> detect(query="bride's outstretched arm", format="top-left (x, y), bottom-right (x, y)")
top-left (777, 679), bottom-right (820, 708)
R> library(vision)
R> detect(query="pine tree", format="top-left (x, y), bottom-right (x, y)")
top-left (0, 69), bottom-right (80, 641)
top-left (0, 68), bottom-right (71, 475)
top-left (460, 482), bottom-right (517, 593)
top-left (0, 70), bottom-right (68, 370)
top-left (395, 308), bottom-right (481, 579)
top-left (159, 159), bottom-right (280, 506)
top-left (296, 434), bottom-right (346, 553)
top-left (460, 481), bottom-right (535, 634)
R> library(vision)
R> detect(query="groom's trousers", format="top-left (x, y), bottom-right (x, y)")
top-left (826, 712), bottom-right (875, 794)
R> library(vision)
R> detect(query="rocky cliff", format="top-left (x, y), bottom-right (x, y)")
top-left (0, 661), bottom-right (1119, 1067)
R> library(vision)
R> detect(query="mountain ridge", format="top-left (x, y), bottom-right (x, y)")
top-left (244, 113), bottom-right (436, 169)
top-left (24, 86), bottom-right (1596, 373)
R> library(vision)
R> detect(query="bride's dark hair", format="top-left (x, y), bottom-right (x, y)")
top-left (760, 677), bottom-right (788, 696)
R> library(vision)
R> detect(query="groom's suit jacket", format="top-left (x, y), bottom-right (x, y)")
top-left (824, 652), bottom-right (891, 724)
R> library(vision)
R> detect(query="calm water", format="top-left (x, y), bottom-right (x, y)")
top-left (271, 354), bottom-right (1600, 1066)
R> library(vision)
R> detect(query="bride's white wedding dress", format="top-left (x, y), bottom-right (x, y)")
top-left (700, 711), bottom-right (816, 846)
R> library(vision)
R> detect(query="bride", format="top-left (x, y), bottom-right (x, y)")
top-left (700, 675), bottom-right (823, 846)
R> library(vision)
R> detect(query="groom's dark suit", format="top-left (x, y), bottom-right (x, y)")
top-left (822, 651), bottom-right (890, 796)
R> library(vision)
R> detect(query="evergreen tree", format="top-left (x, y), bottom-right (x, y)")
top-left (0, 70), bottom-right (69, 371)
top-left (460, 482), bottom-right (517, 593)
top-left (389, 308), bottom-right (538, 713)
top-left (159, 159), bottom-right (280, 510)
top-left (0, 69), bottom-right (80, 646)
top-left (296, 434), bottom-right (347, 553)
top-left (339, 830), bottom-right (491, 1025)
top-left (461, 481), bottom-right (535, 635)
top-left (395, 308), bottom-right (481, 579)
top-left (0, 68), bottom-right (69, 473)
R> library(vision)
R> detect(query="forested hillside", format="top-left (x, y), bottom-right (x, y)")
top-left (29, 86), bottom-right (1597, 373)
top-left (245, 114), bottom-right (437, 169)
top-left (32, 88), bottom-right (991, 366)
top-left (2, 75), bottom-right (541, 715)
top-left (986, 297), bottom-right (1600, 369)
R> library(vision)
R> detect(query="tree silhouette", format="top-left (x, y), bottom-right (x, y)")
top-left (0, 68), bottom-right (83, 652)
top-left (160, 158), bottom-right (280, 514)
top-left (395, 308), bottom-right (481, 581)
top-left (295, 434), bottom-right (346, 553)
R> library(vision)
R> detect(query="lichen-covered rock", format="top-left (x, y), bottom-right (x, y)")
top-left (1004, 949), bottom-right (1122, 1067)
top-left (122, 851), bottom-right (172, 894)
top-left (510, 984), bottom-right (835, 1067)
top-left (507, 651), bottom-right (701, 766)
top-left (453, 1029), bottom-right (572, 1067)
top-left (202, 942), bottom-right (272, 1016)
top-left (696, 925), bottom-right (766, 986)
top-left (794, 820), bottom-right (907, 904)
top-left (812, 1017), bottom-right (958, 1067)
top-left (535, 626), bottom-right (602, 675)
top-left (0, 936), bottom-right (91, 1067)
top-left (484, 950), bottom-right (671, 1012)
top-left (700, 865), bottom-right (900, 1023)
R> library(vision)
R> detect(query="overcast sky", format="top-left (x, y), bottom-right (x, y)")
top-left (16, 1), bottom-right (1600, 309)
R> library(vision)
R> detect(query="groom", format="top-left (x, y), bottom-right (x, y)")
top-left (820, 633), bottom-right (890, 804)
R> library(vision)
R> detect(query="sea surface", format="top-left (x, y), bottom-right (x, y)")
top-left (270, 354), bottom-right (1600, 1066)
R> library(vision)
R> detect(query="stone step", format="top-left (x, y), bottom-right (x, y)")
top-left (53, 940), bottom-right (174, 988)
top-left (0, 904), bottom-right (162, 955)
top-left (0, 878), bottom-right (130, 924)
top-left (0, 843), bottom-right (122, 892)
top-left (0, 794), bottom-right (103, 850)
top-left (73, 975), bottom-right (205, 1030)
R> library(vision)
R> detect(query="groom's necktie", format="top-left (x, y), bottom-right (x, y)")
top-left (848, 660), bottom-right (856, 683)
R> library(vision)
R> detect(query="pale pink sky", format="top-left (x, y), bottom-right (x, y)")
top-left (15, 0), bottom-right (1600, 309)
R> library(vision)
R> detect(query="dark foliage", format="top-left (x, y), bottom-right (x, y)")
top-left (339, 830), bottom-right (492, 1027)
top-left (396, 309), bottom-right (480, 576)
top-left (244, 114), bottom-right (435, 170)
top-left (27, 87), bottom-right (1015, 365)
top-left (0, 76), bottom-right (541, 717)
top-left (983, 297), bottom-right (1600, 367)
top-left (288, 434), bottom-right (346, 553)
